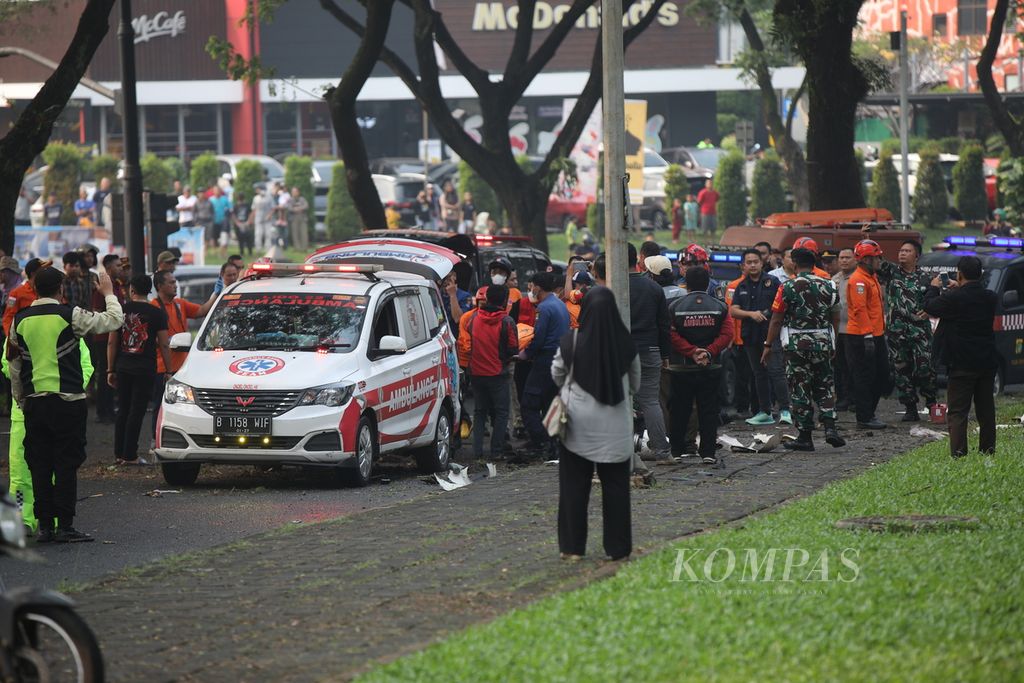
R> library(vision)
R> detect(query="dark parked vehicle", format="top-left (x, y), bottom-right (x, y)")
top-left (371, 174), bottom-right (439, 227)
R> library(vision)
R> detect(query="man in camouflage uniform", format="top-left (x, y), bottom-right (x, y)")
top-left (877, 239), bottom-right (937, 421)
top-left (761, 248), bottom-right (846, 451)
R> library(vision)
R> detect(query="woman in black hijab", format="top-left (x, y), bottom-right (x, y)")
top-left (551, 286), bottom-right (640, 561)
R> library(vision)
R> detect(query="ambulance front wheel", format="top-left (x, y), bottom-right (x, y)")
top-left (337, 416), bottom-right (376, 487)
top-left (161, 462), bottom-right (201, 486)
top-left (413, 405), bottom-right (453, 474)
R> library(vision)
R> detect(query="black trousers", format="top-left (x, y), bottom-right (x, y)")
top-left (557, 446), bottom-right (631, 559)
top-left (116, 371), bottom-right (157, 461)
top-left (23, 395), bottom-right (88, 529)
top-left (669, 368), bottom-right (721, 458)
top-left (471, 373), bottom-right (510, 457)
top-left (845, 335), bottom-right (890, 423)
top-left (733, 347), bottom-right (756, 414)
top-left (947, 368), bottom-right (996, 457)
top-left (521, 353), bottom-right (557, 447)
top-left (91, 338), bottom-right (115, 420)
top-left (835, 334), bottom-right (855, 406)
top-left (150, 374), bottom-right (168, 440)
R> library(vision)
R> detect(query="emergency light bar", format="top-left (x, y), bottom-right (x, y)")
top-left (990, 237), bottom-right (1024, 248)
top-left (250, 262), bottom-right (384, 276)
top-left (710, 253), bottom-right (742, 263)
top-left (946, 236), bottom-right (976, 246)
top-left (943, 235), bottom-right (1024, 249)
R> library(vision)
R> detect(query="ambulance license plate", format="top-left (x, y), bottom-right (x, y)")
top-left (214, 415), bottom-right (272, 436)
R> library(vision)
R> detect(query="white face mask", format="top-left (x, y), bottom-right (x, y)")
top-left (528, 291), bottom-right (539, 304)
top-left (491, 274), bottom-right (507, 286)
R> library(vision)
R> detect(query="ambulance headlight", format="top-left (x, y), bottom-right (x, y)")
top-left (298, 382), bottom-right (354, 407)
top-left (164, 379), bottom-right (196, 405)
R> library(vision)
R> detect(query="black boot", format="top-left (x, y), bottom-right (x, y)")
top-left (823, 419), bottom-right (846, 448)
top-left (784, 429), bottom-right (815, 451)
top-left (902, 403), bottom-right (920, 422)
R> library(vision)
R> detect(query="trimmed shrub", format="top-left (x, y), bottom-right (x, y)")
top-left (952, 143), bottom-right (987, 222)
top-left (998, 157), bottom-right (1024, 224)
top-left (189, 152), bottom-right (219, 192)
top-left (663, 164), bottom-right (690, 209)
top-left (749, 152), bottom-right (787, 220)
top-left (282, 154), bottom-right (313, 232)
top-left (165, 157), bottom-right (187, 185)
top-left (586, 201), bottom-right (603, 237)
top-left (89, 154), bottom-right (121, 192)
top-left (714, 150), bottom-right (747, 227)
top-left (457, 159), bottom-right (500, 226)
top-left (140, 153), bottom-right (175, 194)
top-left (869, 149), bottom-right (901, 217)
top-left (912, 144), bottom-right (949, 229)
top-left (326, 161), bottom-right (361, 241)
top-left (234, 159), bottom-right (264, 196)
top-left (42, 142), bottom-right (86, 224)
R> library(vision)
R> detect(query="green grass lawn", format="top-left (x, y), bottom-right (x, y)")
top-left (361, 405), bottom-right (1024, 682)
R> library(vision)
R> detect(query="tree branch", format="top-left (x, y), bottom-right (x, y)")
top-left (505, 0), bottom-right (538, 75)
top-left (319, 0), bottom-right (422, 100)
top-left (512, 0), bottom-right (595, 98)
top-left (399, 0), bottom-right (493, 97)
top-left (786, 74), bottom-right (807, 136)
top-left (324, 0), bottom-right (393, 229)
top-left (977, 0), bottom-right (1024, 156)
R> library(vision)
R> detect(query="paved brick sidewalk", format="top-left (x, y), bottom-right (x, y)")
top-left (74, 413), bottom-right (923, 682)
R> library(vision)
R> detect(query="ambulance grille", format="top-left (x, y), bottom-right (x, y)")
top-left (194, 389), bottom-right (302, 417)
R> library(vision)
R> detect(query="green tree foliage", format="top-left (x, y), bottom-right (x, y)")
top-left (140, 153), bottom-right (175, 194)
top-left (189, 152), bottom-right (220, 192)
top-left (997, 157), bottom-right (1024, 223)
top-left (166, 157), bottom-right (187, 185)
top-left (869, 149), bottom-right (901, 216)
top-left (750, 152), bottom-right (788, 220)
top-left (326, 161), bottom-right (360, 241)
top-left (284, 155), bottom-right (315, 223)
top-left (234, 159), bottom-right (264, 195)
top-left (663, 164), bottom-right (691, 209)
top-left (912, 145), bottom-right (949, 229)
top-left (457, 159), bottom-right (500, 226)
top-left (88, 154), bottom-right (121, 192)
top-left (42, 142), bottom-right (86, 224)
top-left (585, 201), bottom-right (603, 237)
top-left (952, 144), bottom-right (988, 222)
top-left (715, 150), bottom-right (747, 227)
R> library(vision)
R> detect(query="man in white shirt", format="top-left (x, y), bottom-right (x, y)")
top-left (251, 185), bottom-right (274, 251)
top-left (176, 186), bottom-right (198, 227)
top-left (768, 247), bottom-right (794, 282)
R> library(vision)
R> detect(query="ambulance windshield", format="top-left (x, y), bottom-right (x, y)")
top-left (198, 293), bottom-right (369, 352)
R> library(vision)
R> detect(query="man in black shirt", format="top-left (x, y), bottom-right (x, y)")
top-left (923, 256), bottom-right (998, 458)
top-left (628, 243), bottom-right (671, 461)
top-left (107, 274), bottom-right (172, 464)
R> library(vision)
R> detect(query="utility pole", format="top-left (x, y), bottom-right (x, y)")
top-left (897, 11), bottom-right (910, 225)
top-left (601, 0), bottom-right (630, 322)
top-left (118, 0), bottom-right (145, 271)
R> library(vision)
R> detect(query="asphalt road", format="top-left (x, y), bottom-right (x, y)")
top-left (0, 415), bottom-right (449, 589)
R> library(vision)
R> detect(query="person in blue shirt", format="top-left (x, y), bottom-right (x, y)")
top-left (209, 186), bottom-right (233, 260)
top-left (517, 271), bottom-right (570, 458)
top-left (73, 189), bottom-right (96, 227)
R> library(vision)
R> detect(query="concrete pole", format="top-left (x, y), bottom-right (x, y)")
top-left (602, 0), bottom-right (630, 323)
top-left (898, 11), bottom-right (910, 225)
top-left (118, 0), bottom-right (146, 272)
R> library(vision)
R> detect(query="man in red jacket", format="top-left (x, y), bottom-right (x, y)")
top-left (668, 266), bottom-right (734, 465)
top-left (467, 284), bottom-right (518, 460)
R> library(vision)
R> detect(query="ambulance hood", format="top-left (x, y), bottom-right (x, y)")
top-left (176, 350), bottom-right (360, 391)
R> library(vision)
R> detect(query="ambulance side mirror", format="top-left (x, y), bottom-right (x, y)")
top-left (372, 335), bottom-right (407, 358)
top-left (169, 332), bottom-right (193, 351)
top-left (1003, 290), bottom-right (1020, 309)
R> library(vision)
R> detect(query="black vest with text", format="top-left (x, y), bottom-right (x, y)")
top-left (669, 290), bottom-right (727, 350)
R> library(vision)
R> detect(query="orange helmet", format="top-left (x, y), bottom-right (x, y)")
top-left (685, 244), bottom-right (709, 263)
top-left (854, 239), bottom-right (883, 259)
top-left (793, 236), bottom-right (818, 253)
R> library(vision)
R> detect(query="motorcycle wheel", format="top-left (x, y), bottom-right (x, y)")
top-left (14, 605), bottom-right (104, 683)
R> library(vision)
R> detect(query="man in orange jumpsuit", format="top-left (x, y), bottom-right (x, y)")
top-left (845, 239), bottom-right (890, 429)
top-left (2, 258), bottom-right (48, 336)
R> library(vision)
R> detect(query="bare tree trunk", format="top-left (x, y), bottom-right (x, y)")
top-left (322, 0), bottom-right (391, 230)
top-left (0, 0), bottom-right (117, 254)
top-left (737, 8), bottom-right (809, 210)
top-left (977, 0), bottom-right (1024, 157)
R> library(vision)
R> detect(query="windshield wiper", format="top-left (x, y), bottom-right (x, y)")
top-left (293, 343), bottom-right (353, 351)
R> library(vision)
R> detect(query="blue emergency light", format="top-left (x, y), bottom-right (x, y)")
top-left (990, 237), bottom-right (1024, 248)
top-left (710, 253), bottom-right (742, 263)
top-left (946, 236), bottom-right (977, 246)
top-left (662, 251), bottom-right (680, 261)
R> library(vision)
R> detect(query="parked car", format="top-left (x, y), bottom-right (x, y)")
top-left (863, 153), bottom-right (959, 216)
top-left (215, 154), bottom-right (285, 194)
top-left (545, 194), bottom-right (589, 233)
top-left (661, 146), bottom-right (728, 175)
top-left (311, 160), bottom-right (336, 230)
top-left (371, 173), bottom-right (439, 226)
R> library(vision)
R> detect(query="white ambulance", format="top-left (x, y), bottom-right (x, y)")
top-left (155, 239), bottom-right (462, 487)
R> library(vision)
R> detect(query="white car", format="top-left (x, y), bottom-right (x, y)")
top-left (155, 240), bottom-right (462, 488)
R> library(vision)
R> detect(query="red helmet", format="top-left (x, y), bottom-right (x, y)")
top-left (685, 244), bottom-right (709, 263)
top-left (793, 236), bottom-right (818, 253)
top-left (854, 239), bottom-right (883, 259)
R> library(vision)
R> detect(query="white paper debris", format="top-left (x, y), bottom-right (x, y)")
top-left (486, 463), bottom-right (497, 478)
top-left (448, 464), bottom-right (472, 487)
top-left (717, 434), bottom-right (747, 449)
top-left (434, 473), bottom-right (467, 491)
top-left (544, 459), bottom-right (559, 465)
top-left (909, 426), bottom-right (946, 441)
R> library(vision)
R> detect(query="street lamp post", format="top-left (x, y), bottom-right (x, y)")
top-left (601, 0), bottom-right (630, 323)
top-left (118, 0), bottom-right (145, 272)
top-left (898, 11), bottom-right (910, 225)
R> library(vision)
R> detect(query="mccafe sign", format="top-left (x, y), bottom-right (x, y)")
top-left (132, 10), bottom-right (187, 44)
top-left (470, 1), bottom-right (680, 31)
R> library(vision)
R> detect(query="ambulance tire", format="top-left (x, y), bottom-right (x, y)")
top-left (161, 462), bottom-right (200, 486)
top-left (338, 416), bottom-right (376, 488)
top-left (413, 405), bottom-right (453, 474)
